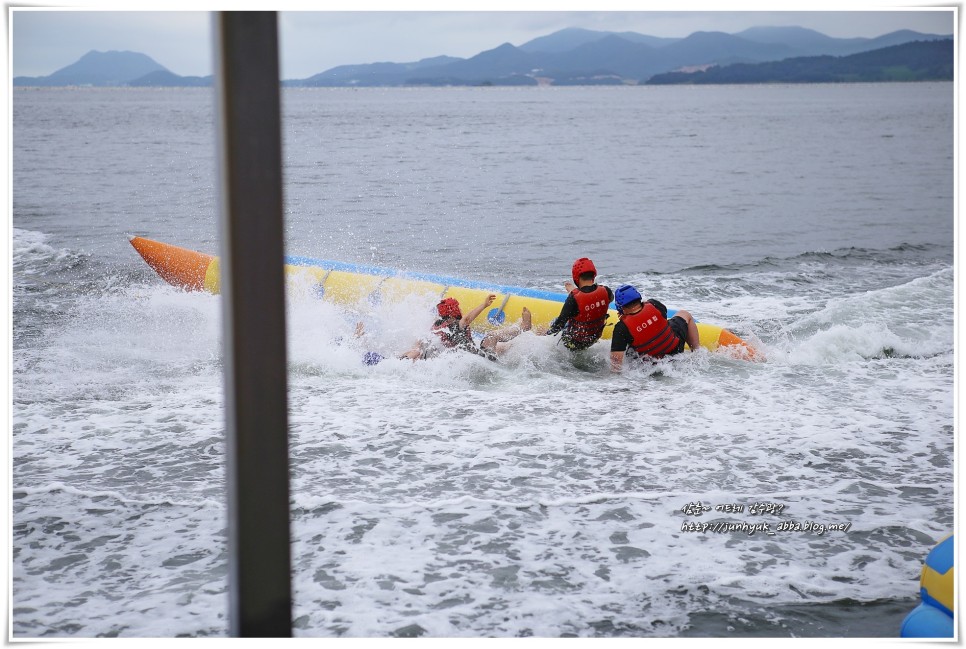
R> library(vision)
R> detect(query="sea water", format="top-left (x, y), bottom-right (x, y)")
top-left (11, 83), bottom-right (954, 638)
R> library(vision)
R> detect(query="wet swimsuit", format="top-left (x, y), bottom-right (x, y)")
top-left (431, 318), bottom-right (497, 362)
top-left (547, 284), bottom-right (614, 350)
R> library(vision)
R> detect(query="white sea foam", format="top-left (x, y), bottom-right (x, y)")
top-left (13, 228), bottom-right (70, 266)
top-left (13, 269), bottom-right (953, 636)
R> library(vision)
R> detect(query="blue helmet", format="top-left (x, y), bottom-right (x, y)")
top-left (614, 284), bottom-right (642, 311)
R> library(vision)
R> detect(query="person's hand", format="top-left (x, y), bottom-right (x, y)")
top-left (484, 294), bottom-right (496, 307)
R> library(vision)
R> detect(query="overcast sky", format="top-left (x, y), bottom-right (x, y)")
top-left (9, 4), bottom-right (957, 80)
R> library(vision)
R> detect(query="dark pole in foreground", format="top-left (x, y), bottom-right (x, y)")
top-left (214, 12), bottom-right (292, 637)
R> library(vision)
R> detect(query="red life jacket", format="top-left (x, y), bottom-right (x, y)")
top-left (566, 285), bottom-right (610, 345)
top-left (620, 302), bottom-right (681, 358)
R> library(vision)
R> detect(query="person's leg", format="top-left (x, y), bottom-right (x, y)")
top-left (399, 340), bottom-right (430, 360)
top-left (481, 308), bottom-right (532, 352)
top-left (673, 310), bottom-right (701, 351)
top-left (487, 341), bottom-right (512, 356)
top-left (481, 325), bottom-right (518, 350)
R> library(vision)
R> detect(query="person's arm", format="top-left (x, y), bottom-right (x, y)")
top-left (610, 350), bottom-right (625, 373)
top-left (610, 322), bottom-right (630, 373)
top-left (545, 293), bottom-right (578, 335)
top-left (462, 294), bottom-right (496, 328)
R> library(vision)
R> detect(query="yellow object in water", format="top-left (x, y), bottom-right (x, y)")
top-left (129, 235), bottom-right (757, 355)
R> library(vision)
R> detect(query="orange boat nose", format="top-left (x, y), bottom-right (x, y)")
top-left (129, 236), bottom-right (214, 292)
top-left (717, 329), bottom-right (762, 361)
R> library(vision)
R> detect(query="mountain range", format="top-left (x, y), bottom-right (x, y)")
top-left (648, 39), bottom-right (952, 84)
top-left (13, 25), bottom-right (953, 88)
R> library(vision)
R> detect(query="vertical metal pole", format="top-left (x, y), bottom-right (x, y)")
top-left (214, 11), bottom-right (292, 637)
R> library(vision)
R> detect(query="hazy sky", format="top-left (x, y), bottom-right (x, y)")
top-left (9, 4), bottom-right (957, 80)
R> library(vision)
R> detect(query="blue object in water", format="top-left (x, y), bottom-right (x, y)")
top-left (486, 308), bottom-right (506, 325)
top-left (900, 534), bottom-right (954, 638)
top-left (362, 351), bottom-right (384, 366)
top-left (900, 603), bottom-right (954, 638)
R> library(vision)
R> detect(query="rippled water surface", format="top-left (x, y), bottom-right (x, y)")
top-left (11, 84), bottom-right (954, 638)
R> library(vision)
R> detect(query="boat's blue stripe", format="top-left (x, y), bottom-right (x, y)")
top-left (285, 254), bottom-right (569, 304)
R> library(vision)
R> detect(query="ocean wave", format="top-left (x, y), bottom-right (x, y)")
top-left (12, 482), bottom-right (221, 511)
top-left (678, 242), bottom-right (951, 275)
top-left (773, 268), bottom-right (953, 363)
top-left (13, 228), bottom-right (87, 273)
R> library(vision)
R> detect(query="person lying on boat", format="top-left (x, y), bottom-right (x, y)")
top-left (535, 257), bottom-right (613, 351)
top-left (609, 284), bottom-right (701, 372)
top-left (401, 294), bottom-right (532, 361)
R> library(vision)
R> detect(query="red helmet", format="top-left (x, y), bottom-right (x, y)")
top-left (571, 257), bottom-right (597, 284)
top-left (436, 297), bottom-right (462, 319)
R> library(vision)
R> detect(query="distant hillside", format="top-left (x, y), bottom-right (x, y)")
top-left (293, 55), bottom-right (462, 87)
top-left (518, 27), bottom-right (677, 53)
top-left (127, 70), bottom-right (212, 88)
top-left (655, 31), bottom-right (798, 67)
top-left (13, 50), bottom-right (167, 86)
top-left (296, 26), bottom-right (950, 87)
top-left (647, 39), bottom-right (953, 84)
top-left (735, 26), bottom-right (867, 55)
top-left (13, 26), bottom-right (953, 88)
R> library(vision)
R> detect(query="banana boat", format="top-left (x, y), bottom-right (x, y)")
top-left (129, 236), bottom-right (756, 355)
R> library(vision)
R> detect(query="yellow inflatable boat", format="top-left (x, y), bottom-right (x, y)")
top-left (129, 236), bottom-right (756, 355)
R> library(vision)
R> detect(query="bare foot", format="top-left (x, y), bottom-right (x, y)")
top-left (521, 307), bottom-right (532, 331)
